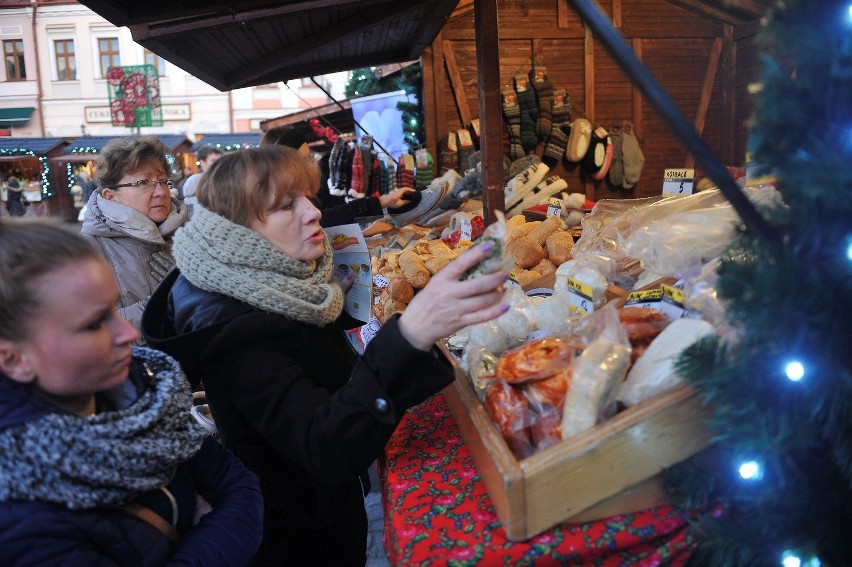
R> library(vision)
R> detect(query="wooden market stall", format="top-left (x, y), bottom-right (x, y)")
top-left (0, 137), bottom-right (70, 218)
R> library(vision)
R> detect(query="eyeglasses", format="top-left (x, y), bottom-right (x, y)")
top-left (111, 178), bottom-right (174, 190)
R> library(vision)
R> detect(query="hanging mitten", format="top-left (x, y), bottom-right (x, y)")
top-left (621, 120), bottom-right (645, 189)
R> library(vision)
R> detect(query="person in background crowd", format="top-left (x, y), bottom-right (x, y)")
top-left (0, 219), bottom-right (263, 566)
top-left (81, 136), bottom-right (187, 336)
top-left (76, 169), bottom-right (96, 205)
top-left (180, 147), bottom-right (224, 218)
top-left (4, 177), bottom-right (26, 217)
top-left (142, 146), bottom-right (507, 566)
top-left (261, 126), bottom-right (414, 227)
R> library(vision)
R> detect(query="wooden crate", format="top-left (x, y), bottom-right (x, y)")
top-left (441, 319), bottom-right (712, 540)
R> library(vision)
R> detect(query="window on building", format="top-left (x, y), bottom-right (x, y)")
top-left (144, 49), bottom-right (166, 76)
top-left (54, 39), bottom-right (76, 81)
top-left (98, 37), bottom-right (120, 78)
top-left (3, 40), bottom-right (26, 80)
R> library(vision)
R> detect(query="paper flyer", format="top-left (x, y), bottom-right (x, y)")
top-left (325, 223), bottom-right (372, 322)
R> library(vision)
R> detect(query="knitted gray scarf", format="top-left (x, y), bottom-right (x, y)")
top-left (173, 205), bottom-right (343, 326)
top-left (0, 347), bottom-right (208, 510)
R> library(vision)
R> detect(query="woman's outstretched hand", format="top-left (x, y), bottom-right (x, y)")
top-left (379, 187), bottom-right (416, 209)
top-left (398, 243), bottom-right (508, 351)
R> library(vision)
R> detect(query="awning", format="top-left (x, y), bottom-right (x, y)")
top-left (78, 0), bottom-right (459, 92)
top-left (0, 107), bottom-right (35, 127)
top-left (191, 133), bottom-right (261, 152)
top-left (65, 135), bottom-right (192, 154)
top-left (0, 137), bottom-right (66, 155)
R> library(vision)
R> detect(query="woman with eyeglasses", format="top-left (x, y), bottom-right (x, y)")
top-left (81, 136), bottom-right (188, 336)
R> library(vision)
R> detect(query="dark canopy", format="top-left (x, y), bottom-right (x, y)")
top-left (78, 0), bottom-right (459, 92)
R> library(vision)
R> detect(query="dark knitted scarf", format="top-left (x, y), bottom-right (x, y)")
top-left (0, 347), bottom-right (208, 510)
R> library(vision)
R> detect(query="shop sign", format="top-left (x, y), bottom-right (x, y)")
top-left (85, 104), bottom-right (191, 123)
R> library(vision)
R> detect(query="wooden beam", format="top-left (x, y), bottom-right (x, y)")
top-left (612, 0), bottom-right (622, 29)
top-left (432, 33), bottom-right (448, 148)
top-left (475, 0), bottom-right (504, 224)
top-left (721, 25), bottom-right (736, 165)
top-left (443, 40), bottom-right (473, 125)
top-left (632, 38), bottom-right (643, 139)
top-left (583, 23), bottom-right (595, 198)
top-left (557, 0), bottom-right (569, 28)
top-left (685, 37), bottom-right (722, 168)
top-left (452, 0), bottom-right (475, 19)
top-left (421, 43), bottom-right (438, 163)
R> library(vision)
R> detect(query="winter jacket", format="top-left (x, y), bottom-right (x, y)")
top-left (142, 269), bottom-right (455, 566)
top-left (0, 349), bottom-right (263, 567)
top-left (81, 192), bottom-right (187, 334)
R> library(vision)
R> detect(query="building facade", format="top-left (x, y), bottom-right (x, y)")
top-left (0, 0), bottom-right (347, 139)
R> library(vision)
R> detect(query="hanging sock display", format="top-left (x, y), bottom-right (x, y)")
top-left (529, 66), bottom-right (554, 144)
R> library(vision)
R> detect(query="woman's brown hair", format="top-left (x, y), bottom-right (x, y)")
top-left (95, 136), bottom-right (173, 190)
top-left (0, 219), bottom-right (101, 341)
top-left (196, 145), bottom-right (320, 227)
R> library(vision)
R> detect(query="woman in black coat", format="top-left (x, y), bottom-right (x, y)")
top-left (142, 145), bottom-right (507, 566)
top-left (4, 176), bottom-right (26, 217)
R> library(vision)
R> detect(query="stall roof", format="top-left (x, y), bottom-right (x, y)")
top-left (65, 135), bottom-right (192, 154)
top-left (191, 133), bottom-right (262, 152)
top-left (0, 137), bottom-right (67, 155)
top-left (78, 0), bottom-right (459, 92)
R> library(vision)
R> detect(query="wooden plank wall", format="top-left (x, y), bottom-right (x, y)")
top-left (424, 0), bottom-right (764, 201)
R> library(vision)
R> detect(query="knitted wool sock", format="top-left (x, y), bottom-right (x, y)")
top-left (379, 159), bottom-right (390, 195)
top-left (621, 120), bottom-right (645, 189)
top-left (327, 137), bottom-right (344, 195)
top-left (397, 155), bottom-right (414, 189)
top-left (414, 151), bottom-right (435, 189)
top-left (334, 142), bottom-right (354, 196)
top-left (530, 67), bottom-right (554, 143)
top-left (386, 157), bottom-right (398, 194)
top-left (369, 157), bottom-right (382, 197)
top-left (542, 123), bottom-right (570, 168)
top-left (502, 87), bottom-right (524, 161)
top-left (607, 124), bottom-right (624, 186)
top-left (515, 74), bottom-right (539, 153)
top-left (349, 145), bottom-right (365, 198)
top-left (439, 132), bottom-right (459, 174)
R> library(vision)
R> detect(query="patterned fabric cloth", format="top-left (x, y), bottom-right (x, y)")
top-left (381, 393), bottom-right (697, 566)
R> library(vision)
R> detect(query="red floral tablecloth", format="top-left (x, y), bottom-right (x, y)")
top-left (381, 392), bottom-right (697, 566)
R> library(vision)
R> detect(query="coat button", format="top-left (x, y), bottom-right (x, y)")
top-left (374, 398), bottom-right (389, 413)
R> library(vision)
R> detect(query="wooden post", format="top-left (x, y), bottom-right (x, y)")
top-left (685, 37), bottom-right (722, 169)
top-left (475, 0), bottom-right (504, 225)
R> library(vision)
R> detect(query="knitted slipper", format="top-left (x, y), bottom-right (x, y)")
top-left (591, 130), bottom-right (613, 181)
top-left (581, 127), bottom-right (609, 177)
top-left (507, 155), bottom-right (541, 179)
top-left (608, 124), bottom-right (625, 186)
top-left (565, 118), bottom-right (592, 162)
top-left (506, 175), bottom-right (568, 217)
top-left (390, 171), bottom-right (456, 228)
top-left (621, 120), bottom-right (645, 189)
top-left (504, 161), bottom-right (550, 211)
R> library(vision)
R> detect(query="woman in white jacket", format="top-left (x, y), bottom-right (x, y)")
top-left (81, 136), bottom-right (187, 336)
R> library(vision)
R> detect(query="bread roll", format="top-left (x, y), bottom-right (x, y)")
top-left (545, 231), bottom-right (574, 265)
top-left (387, 277), bottom-right (414, 303)
top-left (507, 236), bottom-right (544, 269)
top-left (398, 249), bottom-right (431, 288)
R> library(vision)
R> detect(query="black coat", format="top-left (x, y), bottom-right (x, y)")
top-left (142, 270), bottom-right (454, 566)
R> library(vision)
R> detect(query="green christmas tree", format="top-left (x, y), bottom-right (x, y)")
top-left (668, 1), bottom-right (852, 565)
top-left (344, 67), bottom-right (383, 98)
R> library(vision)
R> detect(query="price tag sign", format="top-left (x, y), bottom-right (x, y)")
top-left (547, 197), bottom-right (563, 217)
top-left (447, 131), bottom-right (458, 152)
top-left (624, 288), bottom-right (664, 310)
top-left (563, 276), bottom-right (594, 316)
top-left (662, 168), bottom-right (695, 195)
top-left (660, 283), bottom-right (687, 319)
top-left (457, 128), bottom-right (474, 148)
top-left (458, 215), bottom-right (473, 241)
top-left (373, 274), bottom-right (390, 288)
top-left (470, 118), bottom-right (480, 137)
top-left (415, 148), bottom-right (429, 169)
top-left (402, 153), bottom-right (415, 172)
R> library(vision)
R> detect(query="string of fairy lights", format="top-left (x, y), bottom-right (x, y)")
top-left (0, 148), bottom-right (52, 199)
